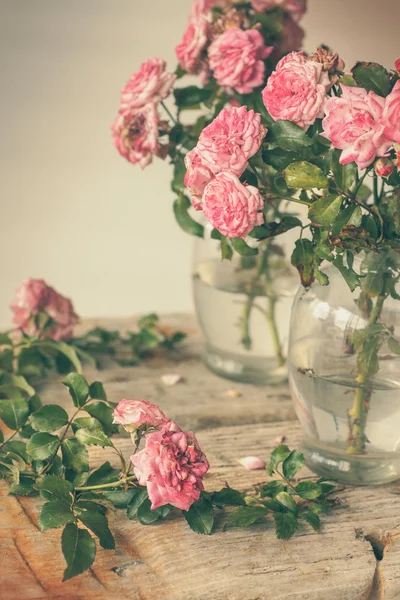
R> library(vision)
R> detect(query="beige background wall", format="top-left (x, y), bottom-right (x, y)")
top-left (0, 0), bottom-right (399, 328)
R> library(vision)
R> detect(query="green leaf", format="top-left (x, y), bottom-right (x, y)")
top-left (35, 474), bottom-right (74, 502)
top-left (352, 62), bottom-right (391, 97)
top-left (37, 340), bottom-right (82, 374)
top-left (229, 505), bottom-right (268, 527)
top-left (76, 427), bottom-right (113, 448)
top-left (89, 382), bottom-right (107, 401)
top-left (183, 496), bottom-right (214, 535)
top-left (282, 450), bottom-right (305, 479)
top-left (0, 374), bottom-right (35, 398)
top-left (262, 147), bottom-right (300, 171)
top-left (275, 491), bottom-right (298, 514)
top-left (0, 333), bottom-right (12, 345)
top-left (0, 398), bottom-right (29, 430)
top-left (267, 121), bottom-right (313, 152)
top-left (314, 266), bottom-right (329, 286)
top-left (231, 238), bottom-right (258, 256)
top-left (301, 509), bottom-right (321, 531)
top-left (291, 239), bottom-right (315, 287)
top-left (61, 438), bottom-right (89, 473)
top-left (38, 500), bottom-right (75, 531)
top-left (71, 417), bottom-right (103, 433)
top-left (104, 489), bottom-right (138, 509)
top-left (30, 405), bottom-right (69, 433)
top-left (389, 337), bottom-right (400, 355)
top-left (9, 476), bottom-right (37, 496)
top-left (220, 237), bottom-right (233, 261)
top-left (27, 432), bottom-right (59, 460)
top-left (309, 195), bottom-right (342, 226)
top-left (127, 487), bottom-right (149, 519)
top-left (260, 481), bottom-right (286, 498)
top-left (62, 523), bottom-right (96, 581)
top-left (274, 512), bottom-right (298, 539)
top-left (174, 85), bottom-right (214, 109)
top-left (295, 481), bottom-right (323, 500)
top-left (62, 373), bottom-right (89, 408)
top-left (3, 440), bottom-right (30, 464)
top-left (173, 195), bottom-right (204, 238)
top-left (86, 462), bottom-right (119, 487)
top-left (137, 498), bottom-right (170, 525)
top-left (333, 255), bottom-right (360, 292)
top-left (211, 488), bottom-right (245, 506)
top-left (331, 149), bottom-right (357, 191)
top-left (76, 506), bottom-right (115, 550)
top-left (285, 161), bottom-right (328, 190)
top-left (332, 204), bottom-right (362, 237)
top-left (0, 349), bottom-right (13, 372)
top-left (29, 394), bottom-right (42, 413)
top-left (267, 444), bottom-right (292, 475)
top-left (360, 252), bottom-right (388, 297)
top-left (85, 402), bottom-right (116, 436)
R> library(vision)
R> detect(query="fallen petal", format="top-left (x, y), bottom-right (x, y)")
top-left (239, 456), bottom-right (265, 470)
top-left (161, 373), bottom-right (184, 386)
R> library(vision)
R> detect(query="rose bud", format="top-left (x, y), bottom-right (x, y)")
top-left (374, 157), bottom-right (394, 178)
top-left (112, 399), bottom-right (168, 432)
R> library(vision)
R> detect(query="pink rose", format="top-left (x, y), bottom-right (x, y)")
top-left (11, 279), bottom-right (78, 340)
top-left (175, 19), bottom-right (208, 73)
top-left (113, 399), bottom-right (167, 431)
top-left (208, 28), bottom-right (273, 94)
top-left (184, 148), bottom-right (214, 210)
top-left (262, 51), bottom-right (330, 131)
top-left (131, 421), bottom-right (210, 511)
top-left (112, 104), bottom-right (159, 169)
top-left (119, 58), bottom-right (176, 112)
top-left (382, 80), bottom-right (400, 144)
top-left (202, 172), bottom-right (264, 238)
top-left (251, 0), bottom-right (307, 21)
top-left (322, 85), bottom-right (392, 170)
top-left (190, 0), bottom-right (229, 20)
top-left (196, 106), bottom-right (267, 177)
top-left (374, 157), bottom-right (394, 178)
top-left (395, 59), bottom-right (400, 74)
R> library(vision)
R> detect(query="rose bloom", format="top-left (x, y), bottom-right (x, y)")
top-left (196, 106), bottom-right (266, 177)
top-left (322, 85), bottom-right (392, 170)
top-left (202, 172), bottom-right (264, 238)
top-left (113, 399), bottom-right (167, 431)
top-left (131, 421), bottom-right (210, 511)
top-left (184, 148), bottom-right (214, 210)
top-left (119, 58), bottom-right (176, 112)
top-left (395, 59), bottom-right (400, 74)
top-left (382, 80), bottom-right (400, 144)
top-left (251, 0), bottom-right (307, 21)
top-left (175, 19), bottom-right (208, 73)
top-left (112, 104), bottom-right (159, 169)
top-left (262, 51), bottom-right (330, 131)
top-left (208, 28), bottom-right (273, 94)
top-left (11, 278), bottom-right (78, 341)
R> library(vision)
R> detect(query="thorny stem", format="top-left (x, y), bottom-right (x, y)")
top-left (75, 475), bottom-right (138, 492)
top-left (161, 101), bottom-right (178, 126)
top-left (264, 255), bottom-right (285, 368)
top-left (0, 429), bottom-right (20, 451)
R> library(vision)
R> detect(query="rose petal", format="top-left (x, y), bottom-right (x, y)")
top-left (239, 456), bottom-right (266, 470)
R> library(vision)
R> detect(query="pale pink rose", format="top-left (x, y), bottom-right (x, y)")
top-left (11, 279), bottom-right (78, 340)
top-left (251, 0), bottom-right (307, 22)
top-left (184, 148), bottom-right (214, 210)
top-left (208, 28), bottom-right (273, 94)
top-left (382, 80), bottom-right (400, 144)
top-left (131, 421), bottom-right (210, 511)
top-left (262, 51), bottom-right (330, 131)
top-left (113, 399), bottom-right (167, 431)
top-left (239, 456), bottom-right (266, 470)
top-left (112, 104), bottom-right (159, 169)
top-left (175, 20), bottom-right (208, 73)
top-left (202, 172), bottom-right (264, 238)
top-left (119, 58), bottom-right (176, 112)
top-left (322, 85), bottom-right (392, 170)
top-left (196, 106), bottom-right (267, 177)
top-left (374, 158), bottom-right (394, 178)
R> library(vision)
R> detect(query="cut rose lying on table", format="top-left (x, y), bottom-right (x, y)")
top-left (0, 373), bottom-right (339, 582)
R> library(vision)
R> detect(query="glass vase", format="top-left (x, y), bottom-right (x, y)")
top-left (192, 222), bottom-right (297, 385)
top-left (288, 252), bottom-right (400, 485)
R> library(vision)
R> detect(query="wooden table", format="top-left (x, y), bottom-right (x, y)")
top-left (2, 314), bottom-right (400, 599)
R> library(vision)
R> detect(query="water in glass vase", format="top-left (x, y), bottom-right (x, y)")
top-left (193, 256), bottom-right (296, 384)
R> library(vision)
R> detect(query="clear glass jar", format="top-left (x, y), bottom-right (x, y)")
top-left (288, 253), bottom-right (400, 485)
top-left (193, 222), bottom-right (297, 385)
